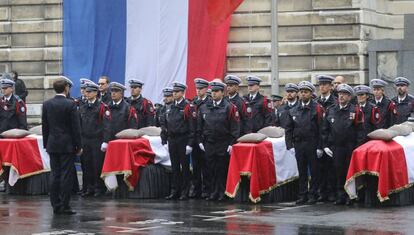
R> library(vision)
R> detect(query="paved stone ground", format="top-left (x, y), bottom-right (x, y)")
top-left (0, 194), bottom-right (412, 235)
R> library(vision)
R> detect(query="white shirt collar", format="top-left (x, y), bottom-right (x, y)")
top-left (398, 95), bottom-right (407, 103)
top-left (375, 96), bottom-right (383, 103)
top-left (3, 95), bottom-right (12, 101)
top-left (321, 94), bottom-right (330, 101)
top-left (113, 99), bottom-right (122, 105)
top-left (229, 93), bottom-right (238, 99)
top-left (340, 104), bottom-right (348, 109)
top-left (288, 99), bottom-right (297, 106)
top-left (249, 92), bottom-right (257, 100)
top-left (301, 100), bottom-right (311, 106)
top-left (175, 98), bottom-right (184, 105)
top-left (56, 94), bottom-right (66, 98)
top-left (131, 94), bottom-right (141, 100)
top-left (359, 102), bottom-right (366, 108)
top-left (214, 99), bottom-right (223, 106)
top-left (88, 98), bottom-right (97, 104)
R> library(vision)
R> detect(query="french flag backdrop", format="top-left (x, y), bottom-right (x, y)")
top-left (63, 0), bottom-right (243, 102)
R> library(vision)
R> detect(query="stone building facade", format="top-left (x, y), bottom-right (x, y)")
top-left (0, 0), bottom-right (414, 123)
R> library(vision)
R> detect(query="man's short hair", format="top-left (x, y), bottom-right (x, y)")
top-left (99, 76), bottom-right (110, 84)
top-left (53, 79), bottom-right (67, 94)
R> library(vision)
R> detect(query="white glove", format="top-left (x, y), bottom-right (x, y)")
top-left (101, 142), bottom-right (108, 152)
top-left (317, 149), bottom-right (323, 158)
top-left (186, 146), bottom-right (193, 155)
top-left (324, 147), bottom-right (333, 157)
top-left (199, 143), bottom-right (205, 152)
top-left (227, 146), bottom-right (232, 154)
top-left (163, 144), bottom-right (169, 151)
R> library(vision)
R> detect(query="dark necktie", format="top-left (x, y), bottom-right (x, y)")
top-left (322, 97), bottom-right (326, 103)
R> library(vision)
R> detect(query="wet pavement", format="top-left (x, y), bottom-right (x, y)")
top-left (0, 194), bottom-right (412, 235)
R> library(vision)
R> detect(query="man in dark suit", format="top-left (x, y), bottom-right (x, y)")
top-left (42, 78), bottom-right (82, 215)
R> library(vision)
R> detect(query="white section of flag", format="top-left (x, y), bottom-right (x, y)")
top-left (125, 0), bottom-right (189, 103)
top-left (266, 137), bottom-right (299, 184)
top-left (393, 133), bottom-right (414, 184)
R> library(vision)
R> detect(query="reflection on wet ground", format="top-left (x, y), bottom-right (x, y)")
top-left (0, 195), bottom-right (410, 234)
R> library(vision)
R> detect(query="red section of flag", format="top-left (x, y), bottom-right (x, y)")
top-left (186, 0), bottom-right (239, 99)
top-left (225, 141), bottom-right (276, 203)
top-left (345, 140), bottom-right (409, 201)
top-left (208, 0), bottom-right (244, 25)
top-left (102, 138), bottom-right (155, 190)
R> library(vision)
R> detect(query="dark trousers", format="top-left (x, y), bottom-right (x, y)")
top-left (81, 139), bottom-right (106, 193)
top-left (191, 144), bottom-right (206, 195)
top-left (205, 142), bottom-right (230, 198)
top-left (333, 145), bottom-right (353, 200)
top-left (50, 153), bottom-right (75, 211)
top-left (168, 135), bottom-right (190, 196)
top-left (318, 153), bottom-right (336, 198)
top-left (294, 141), bottom-right (320, 199)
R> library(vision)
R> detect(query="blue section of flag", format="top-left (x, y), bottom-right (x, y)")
top-left (63, 0), bottom-right (126, 97)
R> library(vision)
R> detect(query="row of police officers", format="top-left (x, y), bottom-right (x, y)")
top-left (1, 72), bottom-right (413, 206)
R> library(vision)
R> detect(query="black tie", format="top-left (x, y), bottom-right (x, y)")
top-left (214, 101), bottom-right (218, 107)
top-left (322, 97), bottom-right (326, 103)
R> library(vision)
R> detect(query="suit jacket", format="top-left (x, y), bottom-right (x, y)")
top-left (42, 95), bottom-right (82, 154)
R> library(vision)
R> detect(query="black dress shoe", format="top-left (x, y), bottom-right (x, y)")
top-left (165, 193), bottom-right (179, 200)
top-left (207, 194), bottom-right (218, 201)
top-left (345, 199), bottom-right (353, 206)
top-left (53, 207), bottom-right (62, 215)
top-left (201, 192), bottom-right (209, 199)
top-left (295, 198), bottom-right (308, 205)
top-left (179, 195), bottom-right (188, 201)
top-left (328, 195), bottom-right (336, 202)
top-left (316, 196), bottom-right (327, 203)
top-left (94, 191), bottom-right (104, 197)
top-left (334, 198), bottom-right (345, 205)
top-left (307, 198), bottom-right (317, 205)
top-left (81, 191), bottom-right (94, 197)
top-left (61, 209), bottom-right (77, 215)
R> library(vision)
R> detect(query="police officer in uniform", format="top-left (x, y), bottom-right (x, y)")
top-left (354, 85), bottom-right (380, 145)
top-left (79, 82), bottom-right (111, 197)
top-left (392, 77), bottom-right (414, 124)
top-left (126, 79), bottom-right (155, 129)
top-left (370, 79), bottom-right (396, 129)
top-left (322, 84), bottom-right (364, 205)
top-left (161, 82), bottom-right (195, 201)
top-left (98, 76), bottom-right (112, 105)
top-left (188, 78), bottom-right (210, 199)
top-left (0, 75), bottom-right (27, 133)
top-left (285, 81), bottom-right (324, 205)
top-left (77, 78), bottom-right (93, 105)
top-left (316, 75), bottom-right (338, 203)
top-left (10, 71), bottom-right (28, 102)
top-left (108, 82), bottom-right (138, 140)
top-left (224, 75), bottom-right (248, 136)
top-left (198, 80), bottom-right (240, 201)
top-left (276, 83), bottom-right (299, 129)
top-left (243, 76), bottom-right (272, 133)
top-left (154, 103), bottom-right (163, 127)
top-left (42, 78), bottom-right (82, 215)
top-left (271, 95), bottom-right (283, 126)
top-left (157, 88), bottom-right (174, 128)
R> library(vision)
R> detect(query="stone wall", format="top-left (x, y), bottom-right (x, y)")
top-left (229, 0), bottom-right (414, 95)
top-left (1, 0), bottom-right (414, 123)
top-left (0, 0), bottom-right (62, 123)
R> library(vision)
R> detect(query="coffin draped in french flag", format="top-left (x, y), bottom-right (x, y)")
top-left (101, 135), bottom-right (171, 191)
top-left (63, 0), bottom-right (243, 102)
top-left (345, 133), bottom-right (414, 202)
